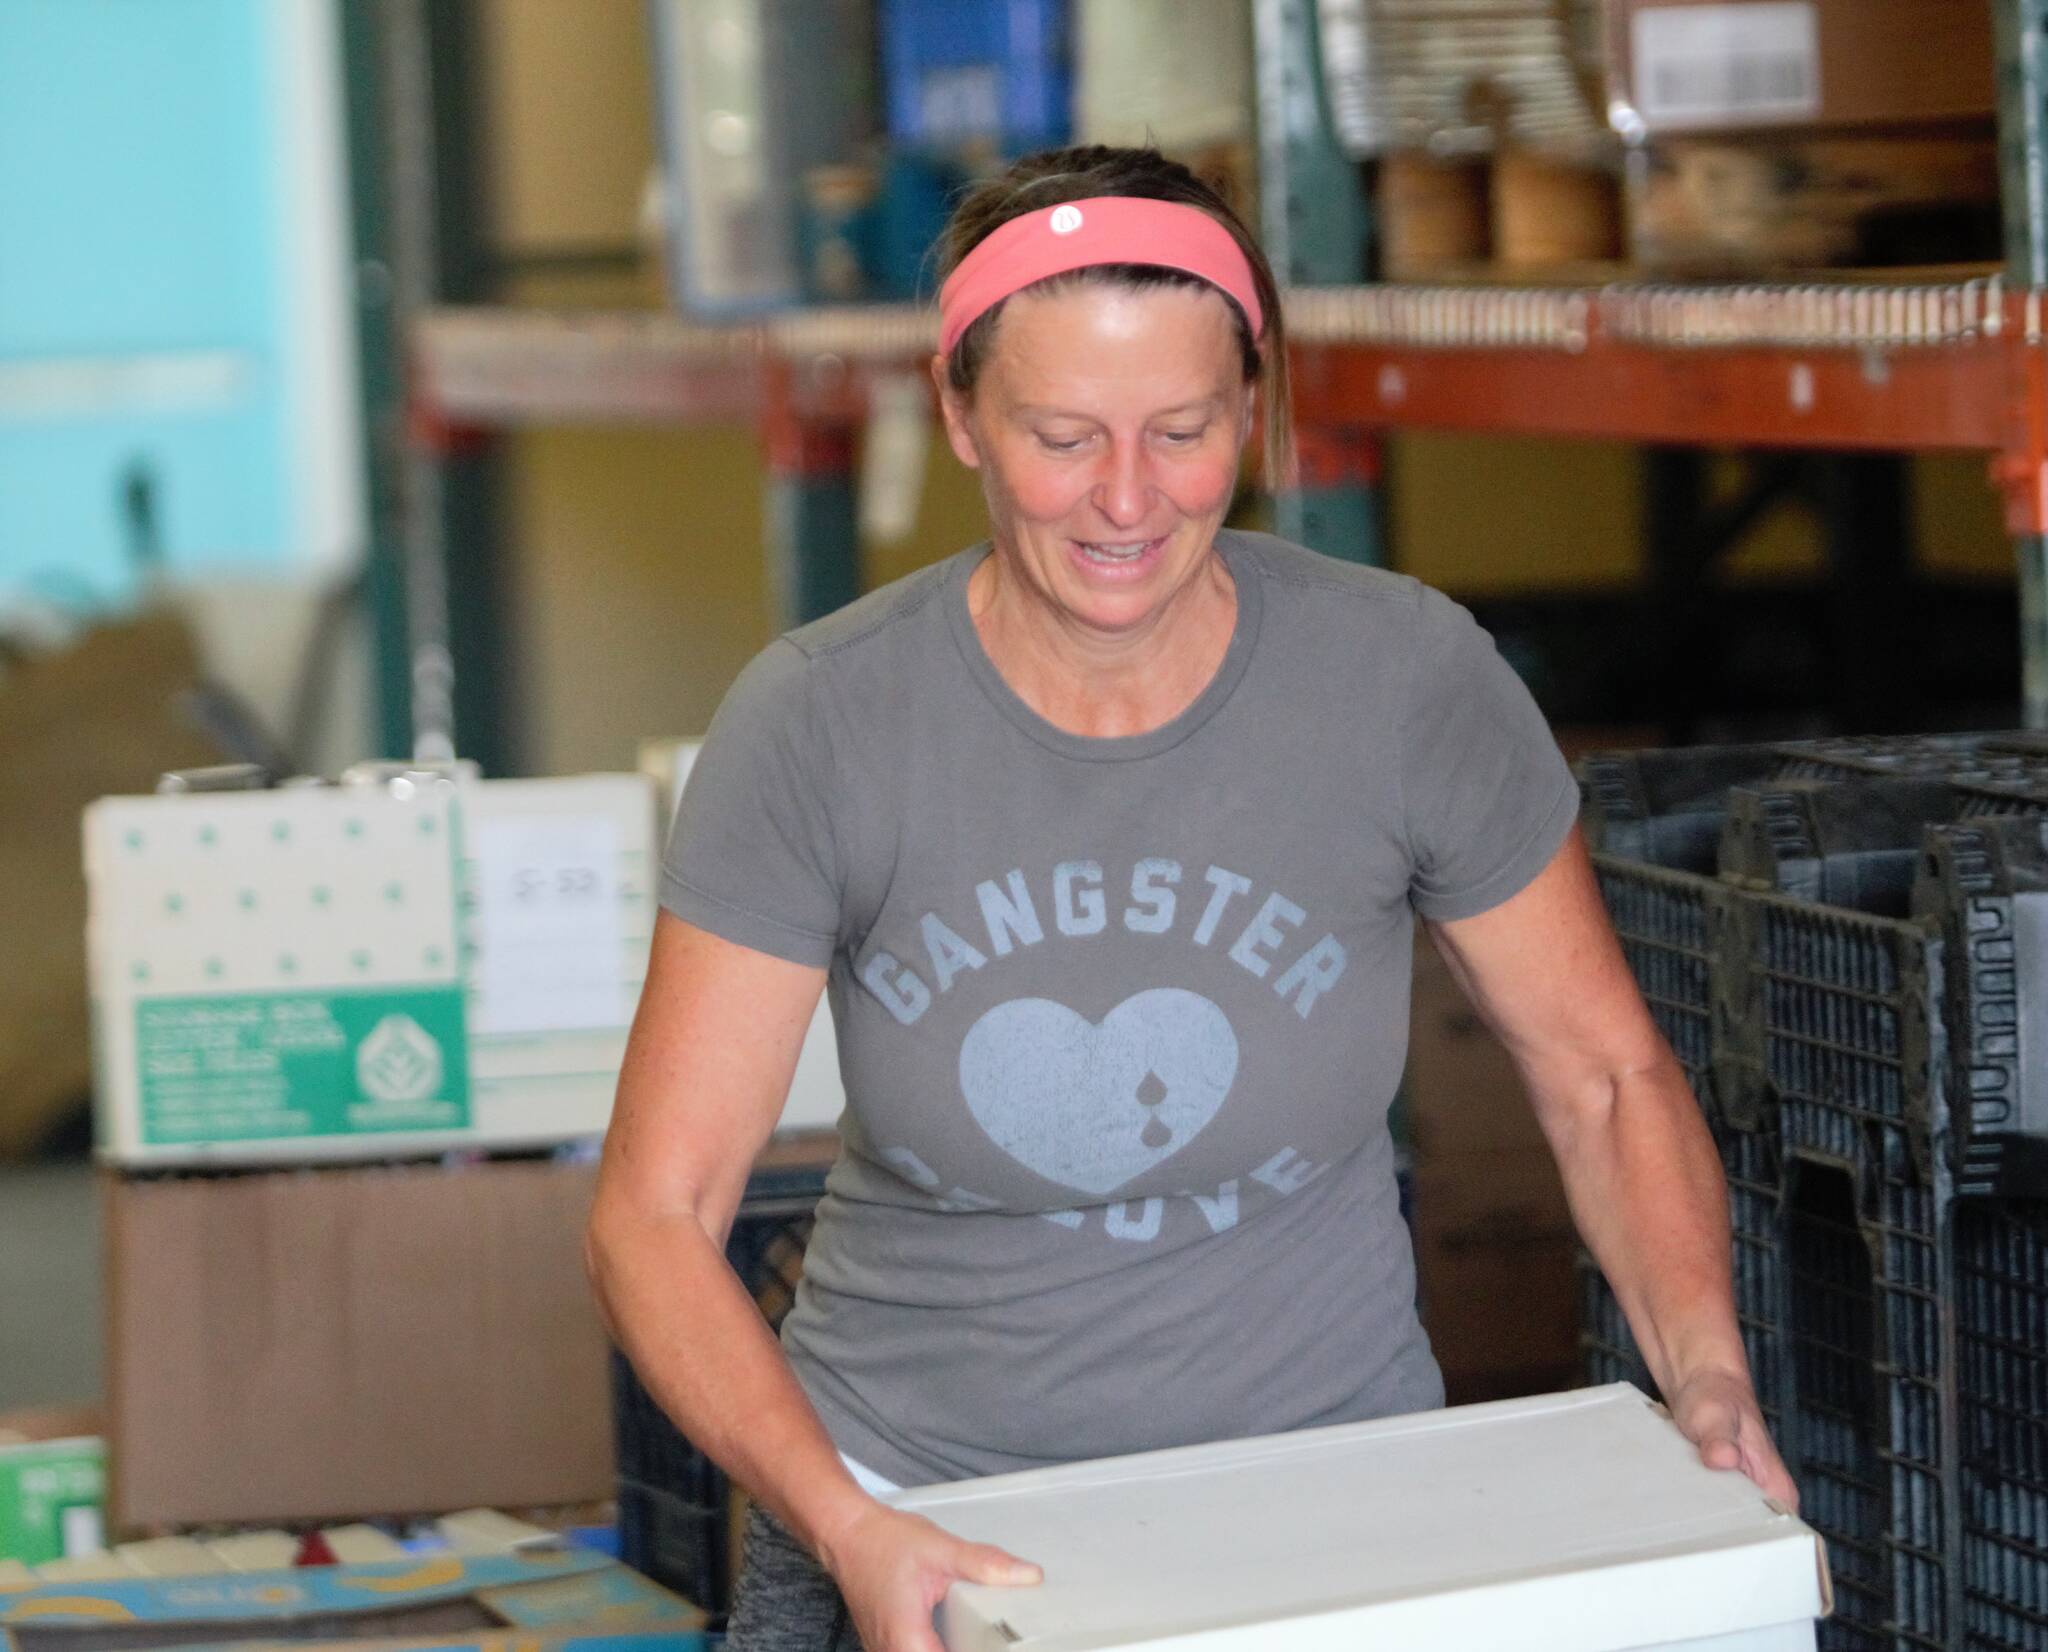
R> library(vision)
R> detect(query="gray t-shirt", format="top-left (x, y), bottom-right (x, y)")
top-left (661, 530), bottom-right (1576, 1488)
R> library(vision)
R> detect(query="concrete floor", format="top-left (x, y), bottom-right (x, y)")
top-left (0, 1160), bottom-right (101, 1412)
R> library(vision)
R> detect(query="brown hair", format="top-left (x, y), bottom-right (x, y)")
top-left (937, 145), bottom-right (1294, 491)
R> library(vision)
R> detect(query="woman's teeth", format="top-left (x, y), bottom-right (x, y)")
top-left (1079, 539), bottom-right (1156, 563)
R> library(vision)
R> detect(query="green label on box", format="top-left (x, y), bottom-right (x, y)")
top-left (0, 1438), bottom-right (104, 1566)
top-left (136, 988), bottom-right (470, 1144)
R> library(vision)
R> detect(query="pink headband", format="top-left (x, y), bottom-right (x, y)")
top-left (937, 196), bottom-right (1265, 357)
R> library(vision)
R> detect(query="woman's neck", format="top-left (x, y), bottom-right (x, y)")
top-left (966, 544), bottom-right (1239, 739)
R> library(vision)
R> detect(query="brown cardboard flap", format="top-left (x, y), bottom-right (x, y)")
top-left (0, 1406), bottom-right (101, 1447)
top-left (106, 1158), bottom-right (610, 1531)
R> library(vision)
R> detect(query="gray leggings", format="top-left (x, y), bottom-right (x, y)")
top-left (724, 1502), bottom-right (865, 1651)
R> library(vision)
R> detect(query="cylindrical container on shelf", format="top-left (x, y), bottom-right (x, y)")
top-left (1491, 148), bottom-right (1621, 270)
top-left (1376, 152), bottom-right (1490, 280)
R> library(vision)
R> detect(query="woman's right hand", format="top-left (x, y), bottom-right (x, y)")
top-left (817, 1501), bottom-right (1042, 1652)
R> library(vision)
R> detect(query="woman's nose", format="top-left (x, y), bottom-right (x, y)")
top-left (1092, 444), bottom-right (1154, 528)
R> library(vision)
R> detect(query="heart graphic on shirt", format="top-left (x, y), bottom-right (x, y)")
top-left (958, 989), bottom-right (1239, 1196)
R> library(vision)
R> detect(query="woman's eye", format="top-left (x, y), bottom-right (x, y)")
top-left (1037, 433), bottom-right (1088, 453)
top-left (1159, 427), bottom-right (1208, 446)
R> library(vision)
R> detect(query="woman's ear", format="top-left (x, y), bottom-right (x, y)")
top-left (931, 353), bottom-right (983, 471)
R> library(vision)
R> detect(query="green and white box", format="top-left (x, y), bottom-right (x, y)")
top-left (86, 772), bottom-right (655, 1166)
top-left (0, 1433), bottom-right (104, 1567)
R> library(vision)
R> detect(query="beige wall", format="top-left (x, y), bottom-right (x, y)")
top-left (478, 0), bottom-right (657, 259)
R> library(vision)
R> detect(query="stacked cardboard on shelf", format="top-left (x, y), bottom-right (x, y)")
top-left (0, 1545), bottom-right (707, 1652)
top-left (1602, 0), bottom-right (1999, 273)
top-left (81, 767), bottom-right (658, 1536)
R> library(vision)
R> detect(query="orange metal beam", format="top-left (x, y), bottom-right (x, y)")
top-left (1288, 334), bottom-right (2011, 455)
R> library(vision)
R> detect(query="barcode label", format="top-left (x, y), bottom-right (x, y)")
top-left (1633, 3), bottom-right (1821, 125)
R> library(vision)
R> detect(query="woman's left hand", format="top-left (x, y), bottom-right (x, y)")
top-left (1666, 1365), bottom-right (1799, 1512)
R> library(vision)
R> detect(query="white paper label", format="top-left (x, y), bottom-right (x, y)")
top-left (60, 1503), bottom-right (105, 1559)
top-left (470, 816), bottom-right (626, 1036)
top-left (1632, 3), bottom-right (1820, 125)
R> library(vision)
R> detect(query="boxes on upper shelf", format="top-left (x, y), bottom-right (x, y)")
top-left (879, 0), bottom-right (1069, 158)
top-left (1601, 0), bottom-right (1994, 139)
top-left (646, 0), bottom-right (877, 316)
top-left (1603, 0), bottom-right (2000, 274)
top-left (84, 768), bottom-right (655, 1166)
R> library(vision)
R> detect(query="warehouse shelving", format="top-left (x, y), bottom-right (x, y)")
top-left (416, 276), bottom-right (2027, 462)
top-left (361, 1), bottom-right (2048, 757)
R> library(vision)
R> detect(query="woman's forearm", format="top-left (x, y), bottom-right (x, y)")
top-left (587, 1201), bottom-right (874, 1560)
top-left (1538, 1050), bottom-right (1750, 1397)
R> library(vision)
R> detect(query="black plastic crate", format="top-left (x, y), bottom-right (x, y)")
top-left (1577, 746), bottom-right (1787, 872)
top-left (1584, 852), bottom-right (1788, 1421)
top-left (1719, 778), bottom-right (1960, 919)
top-left (1918, 819), bottom-right (2048, 1199)
top-left (1579, 1252), bottom-right (1653, 1394)
top-left (614, 1177), bottom-right (825, 1621)
top-left (1591, 855), bottom-right (1724, 1104)
top-left (1726, 1124), bottom-right (1792, 1443)
top-left (1722, 890), bottom-right (1947, 1187)
top-left (1717, 882), bottom-right (1959, 1652)
top-left (1775, 734), bottom-right (2048, 818)
top-left (1577, 1119), bottom-right (1789, 1440)
top-left (1954, 1198), bottom-right (2048, 1652)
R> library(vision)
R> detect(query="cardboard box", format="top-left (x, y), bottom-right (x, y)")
top-left (0, 612), bottom-right (219, 1157)
top-left (0, 1409), bottom-right (103, 1566)
top-left (1604, 0), bottom-right (1994, 137)
top-left (1627, 128), bottom-right (2001, 274)
top-left (902, 1384), bottom-right (1831, 1651)
top-left (0, 1547), bottom-right (706, 1652)
top-left (104, 1157), bottom-right (611, 1531)
top-left (1406, 926), bottom-right (1549, 1159)
top-left (1412, 1150), bottom-right (1582, 1403)
top-left (640, 739), bottom-right (844, 1136)
top-left (85, 773), bottom-right (656, 1166)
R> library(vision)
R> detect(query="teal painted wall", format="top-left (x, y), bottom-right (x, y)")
top-left (0, 0), bottom-right (314, 606)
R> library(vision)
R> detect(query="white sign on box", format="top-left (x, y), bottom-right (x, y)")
top-left (897, 1384), bottom-right (1831, 1652)
top-left (1630, 3), bottom-right (1822, 128)
top-left (641, 735), bottom-right (846, 1136)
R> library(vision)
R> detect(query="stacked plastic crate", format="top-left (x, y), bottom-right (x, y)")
top-left (1577, 747), bottom-right (1792, 1441)
top-left (1919, 819), bottom-right (2048, 1652)
top-left (612, 1157), bottom-right (827, 1622)
top-left (1578, 734), bottom-right (2048, 1652)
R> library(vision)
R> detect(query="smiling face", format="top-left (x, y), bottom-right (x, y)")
top-left (936, 279), bottom-right (1254, 638)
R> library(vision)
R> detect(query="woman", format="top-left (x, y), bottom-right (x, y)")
top-left (587, 145), bottom-right (1794, 1652)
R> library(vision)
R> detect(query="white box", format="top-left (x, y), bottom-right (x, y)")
top-left (85, 771), bottom-right (655, 1165)
top-left (896, 1384), bottom-right (1832, 1652)
top-left (641, 736), bottom-right (845, 1137)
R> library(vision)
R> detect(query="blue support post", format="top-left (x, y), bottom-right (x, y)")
top-left (1252, 0), bottom-right (1383, 567)
top-left (762, 364), bottom-right (861, 627)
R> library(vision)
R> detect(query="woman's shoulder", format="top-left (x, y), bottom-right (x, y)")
top-left (780, 549), bottom-right (971, 664)
top-left (1226, 529), bottom-right (1463, 627)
